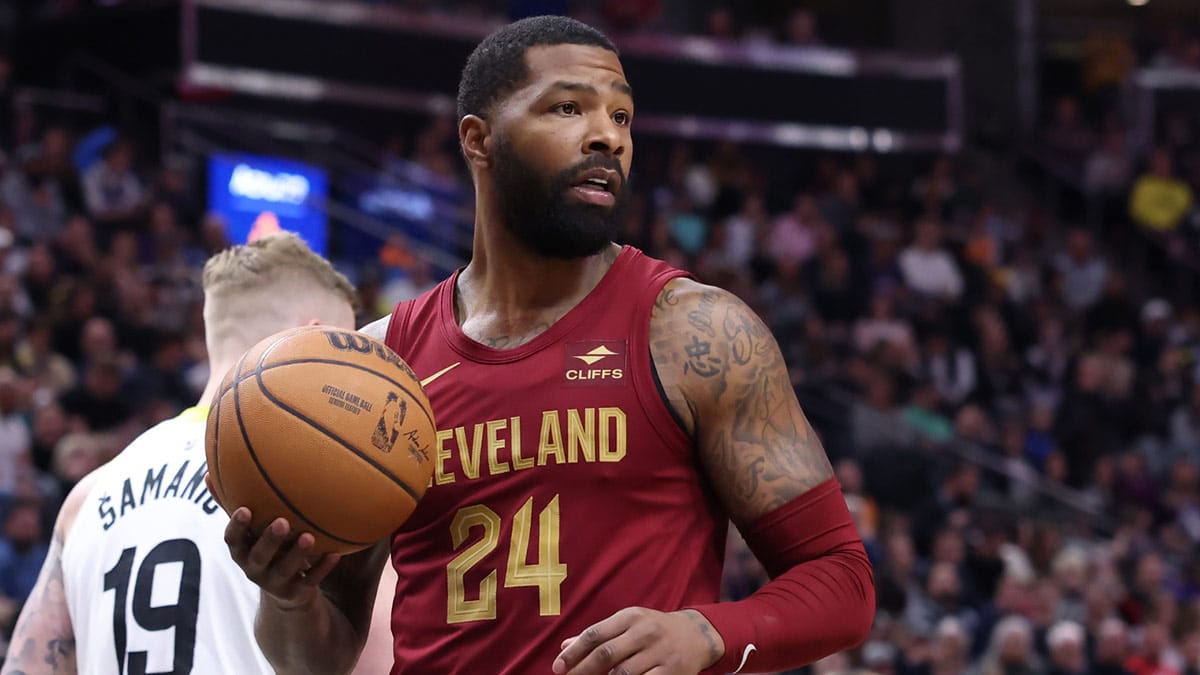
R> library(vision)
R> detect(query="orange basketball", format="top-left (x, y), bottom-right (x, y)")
top-left (204, 325), bottom-right (436, 555)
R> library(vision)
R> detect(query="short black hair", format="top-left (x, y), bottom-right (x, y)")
top-left (456, 15), bottom-right (617, 121)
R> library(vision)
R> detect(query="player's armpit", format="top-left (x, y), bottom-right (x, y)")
top-left (0, 530), bottom-right (76, 675)
top-left (649, 279), bottom-right (833, 524)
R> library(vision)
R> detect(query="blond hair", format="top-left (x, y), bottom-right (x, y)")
top-left (202, 232), bottom-right (359, 368)
top-left (203, 231), bottom-right (357, 308)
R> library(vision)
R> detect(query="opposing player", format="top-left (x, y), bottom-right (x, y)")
top-left (1, 232), bottom-right (361, 674)
top-left (221, 16), bottom-right (875, 675)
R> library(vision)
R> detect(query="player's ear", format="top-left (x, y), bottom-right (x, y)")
top-left (460, 114), bottom-right (491, 169)
top-left (306, 319), bottom-right (322, 326)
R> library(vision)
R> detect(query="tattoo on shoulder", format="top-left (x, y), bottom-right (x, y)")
top-left (651, 285), bottom-right (678, 319)
top-left (680, 291), bottom-right (728, 395)
top-left (651, 282), bottom-right (833, 521)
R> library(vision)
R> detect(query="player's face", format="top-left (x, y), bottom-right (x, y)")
top-left (489, 44), bottom-right (634, 259)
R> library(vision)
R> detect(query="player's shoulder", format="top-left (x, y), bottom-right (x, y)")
top-left (649, 279), bottom-right (772, 428)
top-left (361, 280), bottom-right (448, 344)
top-left (649, 277), bottom-right (758, 335)
top-left (60, 414), bottom-right (202, 540)
top-left (125, 412), bottom-right (205, 454)
top-left (58, 464), bottom-right (104, 542)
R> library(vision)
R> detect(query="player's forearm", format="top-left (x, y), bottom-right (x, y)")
top-left (691, 479), bottom-right (875, 673)
top-left (694, 542), bottom-right (874, 672)
top-left (255, 592), bottom-right (366, 675)
top-left (0, 629), bottom-right (77, 675)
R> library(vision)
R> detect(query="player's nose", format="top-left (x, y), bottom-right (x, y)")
top-left (583, 116), bottom-right (625, 158)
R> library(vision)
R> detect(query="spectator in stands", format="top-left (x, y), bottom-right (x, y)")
top-left (1130, 148), bottom-right (1194, 234)
top-left (1043, 96), bottom-right (1096, 164)
top-left (1054, 228), bottom-right (1108, 313)
top-left (899, 217), bottom-right (964, 301)
top-left (916, 616), bottom-right (972, 675)
top-left (914, 462), bottom-right (979, 555)
top-left (82, 137), bottom-right (146, 229)
top-left (1125, 621), bottom-right (1182, 675)
top-left (0, 367), bottom-right (30, 499)
top-left (768, 193), bottom-right (820, 268)
top-left (975, 615), bottom-right (1041, 675)
top-left (1087, 130), bottom-right (1133, 198)
top-left (0, 500), bottom-right (46, 613)
top-left (851, 368), bottom-right (916, 453)
top-left (921, 329), bottom-right (978, 407)
top-left (27, 400), bottom-right (68, 477)
top-left (58, 356), bottom-right (131, 432)
top-left (1047, 620), bottom-right (1088, 675)
top-left (7, 124), bottom-right (79, 237)
top-left (1093, 617), bottom-right (1135, 675)
top-left (1169, 383), bottom-right (1200, 461)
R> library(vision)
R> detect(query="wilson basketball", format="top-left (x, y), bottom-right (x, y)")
top-left (204, 325), bottom-right (437, 555)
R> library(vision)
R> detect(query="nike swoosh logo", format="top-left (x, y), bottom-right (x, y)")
top-left (420, 362), bottom-right (461, 387)
top-left (732, 644), bottom-right (757, 674)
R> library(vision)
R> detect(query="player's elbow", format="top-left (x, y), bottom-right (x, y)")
top-left (833, 546), bottom-right (876, 652)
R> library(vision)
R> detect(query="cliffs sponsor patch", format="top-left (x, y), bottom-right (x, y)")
top-left (564, 340), bottom-right (627, 386)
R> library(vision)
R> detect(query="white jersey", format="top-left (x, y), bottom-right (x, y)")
top-left (62, 407), bottom-right (272, 675)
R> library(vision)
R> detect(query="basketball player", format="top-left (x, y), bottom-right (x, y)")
top-left (219, 16), bottom-right (875, 675)
top-left (0, 232), bottom-right (362, 674)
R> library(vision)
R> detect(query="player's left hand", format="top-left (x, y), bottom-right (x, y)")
top-left (552, 607), bottom-right (724, 675)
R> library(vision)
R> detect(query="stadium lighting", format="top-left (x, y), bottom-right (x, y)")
top-left (1127, 0), bottom-right (1149, 6)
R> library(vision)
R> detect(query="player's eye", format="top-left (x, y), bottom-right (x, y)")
top-left (554, 102), bottom-right (578, 116)
top-left (613, 110), bottom-right (630, 126)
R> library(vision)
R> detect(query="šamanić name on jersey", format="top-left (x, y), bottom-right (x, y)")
top-left (97, 446), bottom-right (220, 530)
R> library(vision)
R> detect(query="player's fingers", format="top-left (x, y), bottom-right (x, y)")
top-left (267, 529), bottom-right (315, 584)
top-left (223, 507), bottom-right (254, 560)
top-left (300, 549), bottom-right (343, 588)
top-left (562, 631), bottom-right (652, 675)
top-left (561, 637), bottom-right (577, 651)
top-left (244, 517), bottom-right (290, 576)
top-left (604, 651), bottom-right (665, 675)
top-left (555, 608), bottom-right (649, 675)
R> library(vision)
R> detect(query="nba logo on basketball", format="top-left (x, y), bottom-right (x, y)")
top-left (564, 340), bottom-right (627, 386)
top-left (371, 392), bottom-right (407, 451)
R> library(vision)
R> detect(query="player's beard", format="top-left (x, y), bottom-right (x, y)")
top-left (491, 136), bottom-right (629, 260)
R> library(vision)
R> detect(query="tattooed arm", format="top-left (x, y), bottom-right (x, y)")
top-left (653, 279), bottom-right (872, 673)
top-left (0, 474), bottom-right (96, 675)
top-left (554, 279), bottom-right (869, 675)
top-left (651, 279), bottom-right (833, 521)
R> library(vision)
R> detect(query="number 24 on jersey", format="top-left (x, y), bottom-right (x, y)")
top-left (446, 495), bottom-right (567, 624)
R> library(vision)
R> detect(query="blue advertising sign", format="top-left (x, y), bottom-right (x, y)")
top-left (208, 152), bottom-right (329, 255)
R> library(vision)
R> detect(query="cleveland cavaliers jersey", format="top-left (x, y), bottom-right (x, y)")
top-left (384, 246), bottom-right (728, 674)
top-left (62, 407), bottom-right (272, 675)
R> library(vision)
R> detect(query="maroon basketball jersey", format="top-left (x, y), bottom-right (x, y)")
top-left (383, 246), bottom-right (727, 674)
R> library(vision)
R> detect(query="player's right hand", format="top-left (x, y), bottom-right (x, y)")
top-left (221, 506), bottom-right (342, 610)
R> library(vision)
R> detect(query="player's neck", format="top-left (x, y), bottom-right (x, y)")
top-left (196, 358), bottom-right (236, 408)
top-left (457, 231), bottom-right (620, 327)
top-left (193, 355), bottom-right (235, 408)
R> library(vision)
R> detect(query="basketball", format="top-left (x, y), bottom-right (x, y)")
top-left (204, 325), bottom-right (437, 556)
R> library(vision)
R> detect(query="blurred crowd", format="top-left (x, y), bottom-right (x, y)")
top-left (1, 4), bottom-right (1200, 675)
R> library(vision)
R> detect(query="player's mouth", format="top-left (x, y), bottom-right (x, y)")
top-left (569, 168), bottom-right (621, 207)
